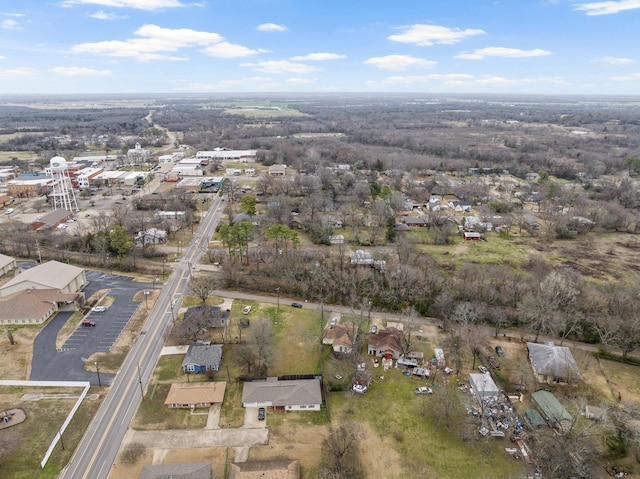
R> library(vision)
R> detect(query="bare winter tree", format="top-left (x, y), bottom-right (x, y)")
top-left (189, 275), bottom-right (218, 304)
top-left (320, 421), bottom-right (364, 479)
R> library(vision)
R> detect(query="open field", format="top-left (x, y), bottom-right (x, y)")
top-left (0, 386), bottom-right (101, 479)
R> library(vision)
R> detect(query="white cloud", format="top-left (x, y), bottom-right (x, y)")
top-left (52, 66), bottom-right (111, 76)
top-left (363, 55), bottom-right (436, 70)
top-left (574, 0), bottom-right (640, 15)
top-left (257, 23), bottom-right (287, 32)
top-left (290, 52), bottom-right (346, 61)
top-left (597, 56), bottom-right (635, 64)
top-left (1, 19), bottom-right (20, 30)
top-left (286, 77), bottom-right (315, 84)
top-left (241, 60), bottom-right (319, 74)
top-left (71, 24), bottom-right (258, 61)
top-left (611, 72), bottom-right (640, 80)
top-left (388, 24), bottom-right (485, 46)
top-left (0, 56), bottom-right (5, 60)
top-left (185, 76), bottom-right (281, 90)
top-left (60, 0), bottom-right (185, 10)
top-left (89, 10), bottom-right (125, 19)
top-left (456, 47), bottom-right (551, 60)
top-left (0, 67), bottom-right (34, 76)
top-left (203, 42), bottom-right (266, 58)
top-left (369, 73), bottom-right (474, 86)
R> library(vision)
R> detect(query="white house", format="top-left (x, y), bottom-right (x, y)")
top-left (468, 373), bottom-right (500, 403)
top-left (135, 228), bottom-right (168, 247)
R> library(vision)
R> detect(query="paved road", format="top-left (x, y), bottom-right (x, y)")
top-left (60, 194), bottom-right (226, 479)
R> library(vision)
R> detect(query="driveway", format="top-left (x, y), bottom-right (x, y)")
top-left (30, 269), bottom-right (155, 386)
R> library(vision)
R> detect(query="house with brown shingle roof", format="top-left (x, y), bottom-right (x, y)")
top-left (228, 460), bottom-right (300, 479)
top-left (367, 327), bottom-right (404, 359)
top-left (0, 288), bottom-right (79, 325)
top-left (164, 381), bottom-right (226, 409)
top-left (322, 322), bottom-right (356, 354)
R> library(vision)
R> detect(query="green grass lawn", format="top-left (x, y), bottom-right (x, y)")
top-left (0, 387), bottom-right (100, 479)
top-left (133, 383), bottom-right (208, 430)
top-left (328, 368), bottom-right (526, 479)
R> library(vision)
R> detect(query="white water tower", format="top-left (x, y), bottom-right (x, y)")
top-left (50, 156), bottom-right (78, 212)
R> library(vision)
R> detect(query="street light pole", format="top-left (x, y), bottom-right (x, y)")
top-left (94, 361), bottom-right (101, 387)
top-left (144, 290), bottom-right (149, 309)
top-left (162, 258), bottom-right (166, 279)
top-left (137, 363), bottom-right (144, 399)
top-left (276, 287), bottom-right (280, 314)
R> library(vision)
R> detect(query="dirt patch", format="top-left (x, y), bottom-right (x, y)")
top-left (0, 326), bottom-right (39, 380)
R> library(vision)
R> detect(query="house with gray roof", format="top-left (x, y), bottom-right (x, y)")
top-left (0, 260), bottom-right (86, 298)
top-left (182, 344), bottom-right (223, 374)
top-left (139, 462), bottom-right (212, 479)
top-left (228, 460), bottom-right (300, 479)
top-left (242, 378), bottom-right (322, 411)
top-left (527, 342), bottom-right (582, 384)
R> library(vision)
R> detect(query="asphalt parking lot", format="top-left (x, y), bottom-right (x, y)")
top-left (30, 269), bottom-right (154, 386)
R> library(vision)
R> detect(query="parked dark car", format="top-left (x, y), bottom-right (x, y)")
top-left (495, 345), bottom-right (505, 357)
top-left (81, 320), bottom-right (96, 327)
top-left (258, 407), bottom-right (265, 420)
top-left (291, 302), bottom-right (303, 308)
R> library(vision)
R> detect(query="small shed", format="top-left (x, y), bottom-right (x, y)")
top-left (584, 405), bottom-right (606, 421)
top-left (463, 231), bottom-right (481, 241)
top-left (433, 348), bottom-right (446, 368)
top-left (531, 390), bottom-right (573, 432)
top-left (525, 409), bottom-right (546, 428)
top-left (468, 373), bottom-right (500, 403)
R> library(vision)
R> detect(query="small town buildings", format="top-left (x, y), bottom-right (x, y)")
top-left (242, 378), bottom-right (322, 411)
top-left (182, 344), bottom-right (224, 374)
top-left (164, 381), bottom-right (226, 409)
top-left (268, 164), bottom-right (287, 177)
top-left (0, 260), bottom-right (87, 298)
top-left (195, 149), bottom-right (257, 162)
top-left (7, 178), bottom-right (54, 198)
top-left (0, 288), bottom-right (80, 325)
top-left (531, 390), bottom-right (573, 432)
top-left (527, 342), bottom-right (582, 384)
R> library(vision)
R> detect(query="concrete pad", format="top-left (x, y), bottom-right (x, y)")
top-left (160, 345), bottom-right (188, 356)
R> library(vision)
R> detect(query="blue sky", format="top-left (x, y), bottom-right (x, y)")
top-left (1, 0), bottom-right (640, 95)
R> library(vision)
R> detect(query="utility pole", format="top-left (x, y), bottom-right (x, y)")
top-left (94, 361), bottom-right (101, 387)
top-left (276, 287), bottom-right (280, 314)
top-left (137, 363), bottom-right (144, 399)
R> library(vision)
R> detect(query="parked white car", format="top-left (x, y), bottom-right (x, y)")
top-left (92, 306), bottom-right (107, 313)
top-left (243, 306), bottom-right (252, 315)
top-left (414, 386), bottom-right (433, 395)
top-left (352, 384), bottom-right (367, 395)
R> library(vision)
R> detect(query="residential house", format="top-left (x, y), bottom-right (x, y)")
top-left (228, 460), bottom-right (300, 479)
top-left (367, 328), bottom-right (404, 359)
top-left (402, 216), bottom-right (429, 228)
top-left (0, 254), bottom-right (17, 276)
top-left (0, 260), bottom-right (86, 298)
top-left (139, 462), bottom-right (212, 479)
top-left (135, 228), bottom-right (168, 247)
top-left (468, 372), bottom-right (500, 403)
top-left (527, 342), bottom-right (582, 384)
top-left (268, 164), bottom-right (287, 177)
top-left (329, 235), bottom-right (345, 244)
top-left (183, 305), bottom-right (227, 328)
top-left (182, 344), bottom-right (224, 374)
top-left (531, 390), bottom-right (573, 432)
top-left (164, 381), bottom-right (226, 409)
top-left (242, 377), bottom-right (322, 411)
top-left (323, 322), bottom-right (356, 354)
top-left (448, 200), bottom-right (472, 213)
